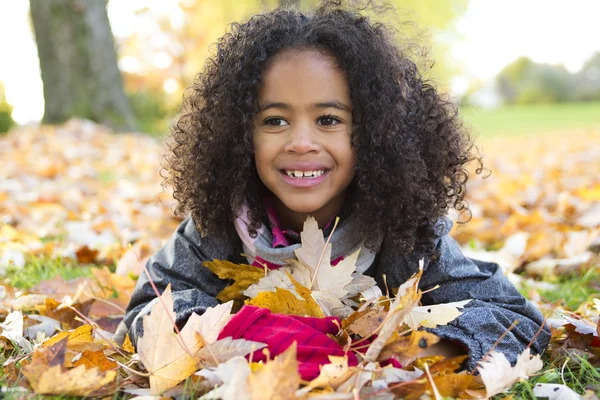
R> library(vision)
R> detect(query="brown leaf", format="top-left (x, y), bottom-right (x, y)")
top-left (75, 245), bottom-right (99, 263)
top-left (379, 331), bottom-right (440, 365)
top-left (22, 336), bottom-right (116, 396)
top-left (39, 297), bottom-right (95, 330)
top-left (347, 309), bottom-right (388, 337)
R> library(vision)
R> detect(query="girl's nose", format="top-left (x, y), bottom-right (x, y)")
top-left (283, 123), bottom-right (320, 154)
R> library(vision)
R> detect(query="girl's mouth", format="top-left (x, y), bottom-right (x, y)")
top-left (279, 169), bottom-right (330, 188)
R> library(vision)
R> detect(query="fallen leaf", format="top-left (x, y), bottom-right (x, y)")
top-left (403, 300), bottom-right (471, 329)
top-left (196, 337), bottom-right (266, 368)
top-left (533, 383), bottom-right (583, 400)
top-left (195, 301), bottom-right (234, 345)
top-left (72, 349), bottom-right (118, 372)
top-left (363, 262), bottom-right (423, 362)
top-left (477, 348), bottom-right (543, 397)
top-left (245, 274), bottom-right (324, 318)
top-left (137, 284), bottom-right (205, 394)
top-left (22, 336), bottom-right (116, 396)
top-left (203, 259), bottom-right (263, 304)
top-left (378, 331), bottom-right (441, 366)
top-left (27, 364), bottom-right (116, 396)
top-left (248, 343), bottom-right (300, 400)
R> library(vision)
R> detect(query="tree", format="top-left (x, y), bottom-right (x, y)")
top-left (30, 0), bottom-right (136, 132)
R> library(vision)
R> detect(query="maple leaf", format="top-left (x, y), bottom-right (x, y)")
top-left (248, 343), bottom-right (300, 400)
top-left (196, 337), bottom-right (266, 368)
top-left (245, 273), bottom-right (324, 318)
top-left (195, 300), bottom-right (234, 345)
top-left (203, 259), bottom-right (264, 304)
top-left (293, 216), bottom-right (359, 298)
top-left (403, 299), bottom-right (472, 329)
top-left (137, 284), bottom-right (205, 394)
top-left (197, 356), bottom-right (252, 399)
top-left (476, 348), bottom-right (543, 397)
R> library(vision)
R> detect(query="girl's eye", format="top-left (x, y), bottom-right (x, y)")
top-left (318, 115), bottom-right (342, 126)
top-left (264, 117), bottom-right (288, 127)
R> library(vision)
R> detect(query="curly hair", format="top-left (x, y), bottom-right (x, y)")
top-left (163, 0), bottom-right (484, 258)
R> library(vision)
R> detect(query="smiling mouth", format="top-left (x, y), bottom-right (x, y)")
top-left (281, 169), bottom-right (328, 178)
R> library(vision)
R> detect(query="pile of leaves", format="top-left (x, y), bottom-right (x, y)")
top-left (1, 121), bottom-right (599, 399)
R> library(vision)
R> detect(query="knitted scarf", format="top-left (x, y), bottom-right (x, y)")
top-left (234, 201), bottom-right (382, 273)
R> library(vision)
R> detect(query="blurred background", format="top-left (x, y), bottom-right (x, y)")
top-left (0, 0), bottom-right (599, 137)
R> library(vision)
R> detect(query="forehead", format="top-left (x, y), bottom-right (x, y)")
top-left (258, 49), bottom-right (350, 103)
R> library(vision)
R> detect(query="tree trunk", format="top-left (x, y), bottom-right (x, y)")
top-left (279, 0), bottom-right (301, 8)
top-left (30, 0), bottom-right (136, 132)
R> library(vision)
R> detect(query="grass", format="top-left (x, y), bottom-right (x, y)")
top-left (460, 101), bottom-right (600, 137)
top-left (2, 255), bottom-right (92, 290)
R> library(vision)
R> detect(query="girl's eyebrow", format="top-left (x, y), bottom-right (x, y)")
top-left (257, 100), bottom-right (352, 112)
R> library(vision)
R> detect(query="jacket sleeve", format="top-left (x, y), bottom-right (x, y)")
top-left (371, 217), bottom-right (551, 370)
top-left (114, 217), bottom-right (237, 347)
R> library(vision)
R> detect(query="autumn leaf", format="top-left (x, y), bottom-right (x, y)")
top-left (347, 308), bottom-right (388, 337)
top-left (245, 273), bottom-right (324, 317)
top-left (137, 284), bottom-right (205, 394)
top-left (403, 299), bottom-right (471, 329)
top-left (196, 337), bottom-right (266, 368)
top-left (477, 348), bottom-right (543, 397)
top-left (72, 349), bottom-right (118, 372)
top-left (42, 324), bottom-right (103, 360)
top-left (27, 364), bottom-right (117, 396)
top-left (203, 259), bottom-right (263, 304)
top-left (248, 342), bottom-right (300, 400)
top-left (22, 336), bottom-right (116, 396)
top-left (363, 262), bottom-right (424, 362)
top-left (195, 300), bottom-right (234, 345)
top-left (533, 383), bottom-right (583, 400)
top-left (297, 354), bottom-right (354, 395)
top-left (378, 330), bottom-right (441, 366)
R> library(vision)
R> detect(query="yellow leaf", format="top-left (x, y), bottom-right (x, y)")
top-left (248, 343), bottom-right (300, 400)
top-left (122, 333), bottom-right (135, 353)
top-left (43, 324), bottom-right (102, 353)
top-left (26, 364), bottom-right (116, 396)
top-left (245, 274), bottom-right (324, 318)
top-left (137, 284), bottom-right (205, 395)
top-left (203, 259), bottom-right (263, 304)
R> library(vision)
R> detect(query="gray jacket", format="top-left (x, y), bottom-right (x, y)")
top-left (118, 216), bottom-right (550, 369)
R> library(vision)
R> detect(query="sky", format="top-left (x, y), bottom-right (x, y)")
top-left (1, 0), bottom-right (600, 124)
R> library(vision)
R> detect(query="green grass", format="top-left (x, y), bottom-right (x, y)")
top-left (460, 101), bottom-right (600, 137)
top-left (2, 255), bottom-right (92, 290)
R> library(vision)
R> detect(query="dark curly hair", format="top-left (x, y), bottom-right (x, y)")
top-left (163, 0), bottom-right (484, 258)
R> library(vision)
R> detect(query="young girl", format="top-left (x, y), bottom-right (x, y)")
top-left (117, 0), bottom-right (549, 376)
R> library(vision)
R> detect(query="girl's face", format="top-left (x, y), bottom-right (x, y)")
top-left (253, 49), bottom-right (356, 231)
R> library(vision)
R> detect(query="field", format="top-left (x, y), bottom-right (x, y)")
top-left (461, 101), bottom-right (600, 137)
top-left (0, 103), bottom-right (599, 398)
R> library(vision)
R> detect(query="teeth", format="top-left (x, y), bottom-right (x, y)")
top-left (285, 170), bottom-right (325, 178)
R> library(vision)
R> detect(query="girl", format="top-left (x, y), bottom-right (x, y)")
top-left (117, 0), bottom-right (550, 377)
